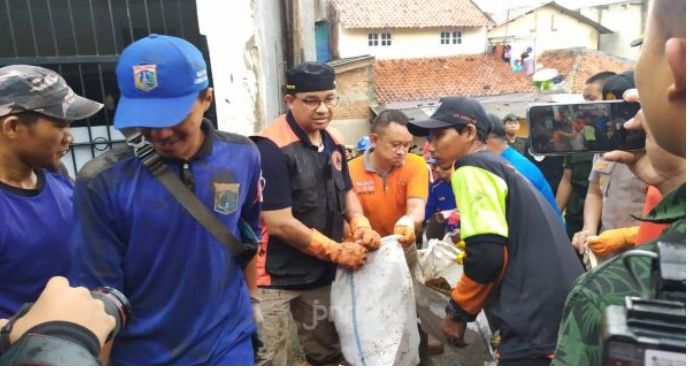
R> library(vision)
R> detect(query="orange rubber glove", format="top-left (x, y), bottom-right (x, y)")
top-left (587, 226), bottom-right (639, 258)
top-left (304, 229), bottom-right (368, 270)
top-left (349, 214), bottom-right (381, 251)
top-left (394, 216), bottom-right (416, 248)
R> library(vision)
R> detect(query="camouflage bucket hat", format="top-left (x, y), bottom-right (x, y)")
top-left (0, 65), bottom-right (103, 121)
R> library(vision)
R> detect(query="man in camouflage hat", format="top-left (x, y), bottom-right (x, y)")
top-left (0, 65), bottom-right (102, 319)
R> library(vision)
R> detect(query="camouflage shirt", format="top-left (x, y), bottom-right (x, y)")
top-left (551, 184), bottom-right (686, 365)
top-left (507, 136), bottom-right (528, 155)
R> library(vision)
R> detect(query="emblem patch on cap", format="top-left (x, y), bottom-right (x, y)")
top-left (214, 183), bottom-right (240, 215)
top-left (133, 64), bottom-right (158, 92)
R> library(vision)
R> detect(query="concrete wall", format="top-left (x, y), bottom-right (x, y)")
top-left (488, 6), bottom-right (599, 55)
top-left (196, 0), bottom-right (260, 135)
top-left (337, 26), bottom-right (487, 59)
top-left (579, 2), bottom-right (644, 61)
top-left (255, 0), bottom-right (288, 127)
top-left (196, 0), bottom-right (288, 134)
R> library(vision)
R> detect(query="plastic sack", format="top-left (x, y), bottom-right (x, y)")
top-left (413, 237), bottom-right (495, 364)
top-left (331, 236), bottom-right (420, 366)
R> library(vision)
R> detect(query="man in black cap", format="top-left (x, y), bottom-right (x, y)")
top-left (408, 96), bottom-right (582, 365)
top-left (502, 113), bottom-right (527, 154)
top-left (253, 62), bottom-right (380, 365)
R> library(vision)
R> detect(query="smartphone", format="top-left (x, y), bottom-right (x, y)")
top-left (527, 100), bottom-right (644, 155)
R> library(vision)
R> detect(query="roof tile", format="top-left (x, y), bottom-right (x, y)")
top-left (373, 48), bottom-right (633, 104)
top-left (332, 0), bottom-right (493, 29)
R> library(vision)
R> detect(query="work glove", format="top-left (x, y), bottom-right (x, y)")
top-left (394, 216), bottom-right (416, 248)
top-left (349, 215), bottom-right (381, 251)
top-left (586, 226), bottom-right (639, 258)
top-left (304, 229), bottom-right (368, 270)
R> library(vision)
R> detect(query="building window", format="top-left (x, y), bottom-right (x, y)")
top-left (452, 30), bottom-right (462, 44)
top-left (440, 31), bottom-right (450, 44)
top-left (368, 32), bottom-right (379, 46)
top-left (381, 32), bottom-right (392, 46)
top-left (551, 14), bottom-right (557, 31)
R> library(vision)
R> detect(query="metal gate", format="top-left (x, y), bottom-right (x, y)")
top-left (0, 0), bottom-right (215, 177)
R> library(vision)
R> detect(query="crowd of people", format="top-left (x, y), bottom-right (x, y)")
top-left (0, 0), bottom-right (685, 366)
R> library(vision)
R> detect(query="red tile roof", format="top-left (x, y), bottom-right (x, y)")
top-left (332, 0), bottom-right (493, 29)
top-left (373, 48), bottom-right (633, 104)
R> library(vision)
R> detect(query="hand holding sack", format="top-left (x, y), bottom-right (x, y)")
top-left (394, 216), bottom-right (416, 248)
top-left (305, 229), bottom-right (368, 270)
top-left (350, 214), bottom-right (381, 251)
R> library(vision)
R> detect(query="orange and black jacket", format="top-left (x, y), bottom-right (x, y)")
top-left (252, 112), bottom-right (350, 290)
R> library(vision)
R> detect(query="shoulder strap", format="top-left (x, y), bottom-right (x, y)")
top-left (126, 133), bottom-right (246, 258)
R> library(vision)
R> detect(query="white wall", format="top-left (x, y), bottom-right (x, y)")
top-left (338, 26), bottom-right (487, 59)
top-left (255, 0), bottom-right (287, 126)
top-left (196, 0), bottom-right (291, 134)
top-left (196, 0), bottom-right (260, 135)
top-left (488, 6), bottom-right (599, 55)
top-left (579, 2), bottom-right (643, 60)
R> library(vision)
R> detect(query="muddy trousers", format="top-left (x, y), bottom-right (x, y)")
top-left (255, 285), bottom-right (342, 366)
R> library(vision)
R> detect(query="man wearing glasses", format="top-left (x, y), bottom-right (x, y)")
top-left (252, 62), bottom-right (381, 365)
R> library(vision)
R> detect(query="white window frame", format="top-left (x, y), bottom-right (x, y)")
top-left (440, 31), bottom-right (450, 44)
top-left (368, 32), bottom-right (379, 46)
top-left (381, 32), bottom-right (392, 46)
top-left (452, 30), bottom-right (462, 44)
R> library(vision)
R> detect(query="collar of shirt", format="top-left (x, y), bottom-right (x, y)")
top-left (638, 183), bottom-right (686, 224)
top-left (363, 147), bottom-right (393, 177)
top-left (286, 111), bottom-right (330, 151)
top-left (162, 118), bottom-right (214, 164)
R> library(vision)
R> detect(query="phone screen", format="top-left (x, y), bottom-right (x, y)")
top-left (527, 100), bottom-right (644, 154)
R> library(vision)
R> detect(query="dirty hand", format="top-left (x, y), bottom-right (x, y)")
top-left (353, 228), bottom-right (381, 251)
top-left (335, 242), bottom-right (369, 270)
top-left (350, 215), bottom-right (381, 251)
top-left (572, 228), bottom-right (596, 255)
top-left (441, 314), bottom-right (467, 348)
top-left (394, 216), bottom-right (416, 248)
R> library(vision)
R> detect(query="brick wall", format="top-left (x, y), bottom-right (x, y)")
top-left (333, 66), bottom-right (374, 121)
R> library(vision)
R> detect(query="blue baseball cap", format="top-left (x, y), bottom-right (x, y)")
top-left (114, 34), bottom-right (209, 129)
top-left (356, 136), bottom-right (371, 152)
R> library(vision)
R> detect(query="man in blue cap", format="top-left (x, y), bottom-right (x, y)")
top-left (355, 135), bottom-right (370, 157)
top-left (70, 34), bottom-right (262, 365)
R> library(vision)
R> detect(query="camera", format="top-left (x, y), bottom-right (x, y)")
top-left (601, 242), bottom-right (686, 366)
top-left (0, 287), bottom-right (131, 365)
top-left (90, 287), bottom-right (132, 341)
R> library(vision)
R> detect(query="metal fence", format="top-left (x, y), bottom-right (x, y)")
top-left (0, 0), bottom-right (214, 177)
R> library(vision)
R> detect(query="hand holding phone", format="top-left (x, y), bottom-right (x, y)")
top-left (602, 91), bottom-right (686, 191)
top-left (527, 100), bottom-right (644, 155)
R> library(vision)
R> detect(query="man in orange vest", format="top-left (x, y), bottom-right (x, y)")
top-left (252, 62), bottom-right (380, 366)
